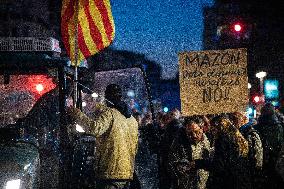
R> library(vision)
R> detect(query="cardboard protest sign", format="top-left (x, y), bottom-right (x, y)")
top-left (179, 48), bottom-right (248, 116)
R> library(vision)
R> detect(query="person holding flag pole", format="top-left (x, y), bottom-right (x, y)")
top-left (61, 1), bottom-right (139, 189)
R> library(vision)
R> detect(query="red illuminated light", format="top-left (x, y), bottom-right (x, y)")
top-left (234, 24), bottom-right (242, 32)
top-left (36, 84), bottom-right (44, 92)
top-left (253, 96), bottom-right (260, 103)
top-left (27, 75), bottom-right (56, 98)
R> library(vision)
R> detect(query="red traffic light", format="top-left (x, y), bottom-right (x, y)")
top-left (234, 24), bottom-right (242, 32)
top-left (253, 96), bottom-right (260, 103)
top-left (252, 95), bottom-right (265, 104)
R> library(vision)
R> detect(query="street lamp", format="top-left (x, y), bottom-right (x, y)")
top-left (256, 71), bottom-right (267, 79)
top-left (256, 71), bottom-right (267, 103)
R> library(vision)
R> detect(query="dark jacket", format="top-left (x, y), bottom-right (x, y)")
top-left (279, 107), bottom-right (284, 115)
top-left (276, 144), bottom-right (284, 180)
top-left (275, 111), bottom-right (284, 139)
top-left (168, 128), bottom-right (211, 189)
top-left (159, 119), bottom-right (183, 189)
top-left (254, 114), bottom-right (283, 167)
top-left (160, 119), bottom-right (183, 161)
top-left (240, 123), bottom-right (263, 170)
top-left (196, 133), bottom-right (252, 189)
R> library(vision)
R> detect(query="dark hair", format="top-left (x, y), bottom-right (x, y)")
top-left (210, 114), bottom-right (227, 128)
top-left (105, 84), bottom-right (122, 104)
top-left (183, 116), bottom-right (198, 127)
top-left (104, 84), bottom-right (132, 118)
top-left (261, 103), bottom-right (275, 115)
top-left (183, 115), bottom-right (204, 126)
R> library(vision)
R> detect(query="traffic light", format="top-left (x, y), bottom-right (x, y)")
top-left (253, 95), bottom-right (260, 103)
top-left (233, 23), bottom-right (242, 32)
top-left (252, 94), bottom-right (265, 105)
top-left (216, 21), bottom-right (253, 41)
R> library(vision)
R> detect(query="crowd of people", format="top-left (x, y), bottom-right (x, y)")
top-left (18, 78), bottom-right (284, 189)
top-left (132, 103), bottom-right (284, 189)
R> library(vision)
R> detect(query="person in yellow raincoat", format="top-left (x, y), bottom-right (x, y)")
top-left (67, 84), bottom-right (139, 189)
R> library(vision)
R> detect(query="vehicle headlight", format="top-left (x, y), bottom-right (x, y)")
top-left (6, 179), bottom-right (21, 189)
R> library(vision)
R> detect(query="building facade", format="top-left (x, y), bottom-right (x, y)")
top-left (203, 0), bottom-right (284, 100)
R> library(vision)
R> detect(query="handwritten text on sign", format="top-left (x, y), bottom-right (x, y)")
top-left (179, 48), bottom-right (248, 116)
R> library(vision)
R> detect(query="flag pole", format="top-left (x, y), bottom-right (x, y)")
top-left (59, 2), bottom-right (80, 188)
top-left (73, 0), bottom-right (80, 108)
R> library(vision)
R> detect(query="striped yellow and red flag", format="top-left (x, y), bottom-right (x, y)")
top-left (61, 0), bottom-right (115, 66)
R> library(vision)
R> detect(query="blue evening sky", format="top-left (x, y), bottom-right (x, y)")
top-left (110, 0), bottom-right (214, 79)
